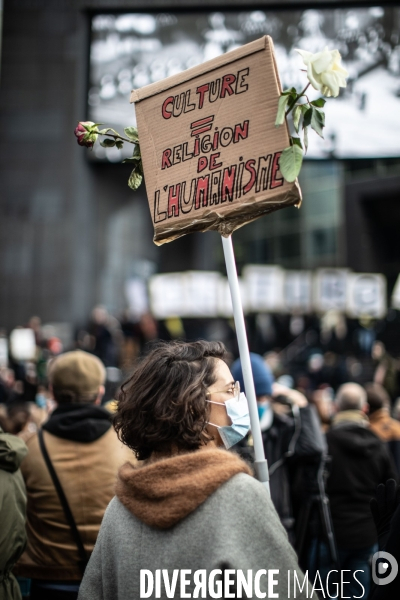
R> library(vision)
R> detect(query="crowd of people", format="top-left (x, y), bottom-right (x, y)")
top-left (1, 308), bottom-right (400, 599)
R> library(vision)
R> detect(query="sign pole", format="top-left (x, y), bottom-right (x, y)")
top-left (221, 235), bottom-right (270, 495)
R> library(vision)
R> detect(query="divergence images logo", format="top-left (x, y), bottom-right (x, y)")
top-left (372, 551), bottom-right (398, 586)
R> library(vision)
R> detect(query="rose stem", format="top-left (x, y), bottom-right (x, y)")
top-left (285, 82), bottom-right (311, 116)
top-left (100, 133), bottom-right (137, 144)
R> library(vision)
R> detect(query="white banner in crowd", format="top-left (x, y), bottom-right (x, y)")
top-left (149, 272), bottom-right (221, 319)
top-left (313, 269), bottom-right (349, 313)
top-left (149, 267), bottom-right (390, 319)
top-left (346, 273), bottom-right (387, 319)
top-left (9, 328), bottom-right (37, 361)
top-left (149, 273), bottom-right (186, 319)
top-left (284, 271), bottom-right (313, 314)
top-left (242, 265), bottom-right (285, 313)
top-left (184, 272), bottom-right (222, 317)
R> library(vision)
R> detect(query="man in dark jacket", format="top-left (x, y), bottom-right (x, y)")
top-left (231, 354), bottom-right (325, 547)
top-left (324, 382), bottom-right (397, 599)
top-left (14, 350), bottom-right (133, 600)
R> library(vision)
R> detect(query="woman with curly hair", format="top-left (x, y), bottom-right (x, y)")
top-left (78, 340), bottom-right (313, 600)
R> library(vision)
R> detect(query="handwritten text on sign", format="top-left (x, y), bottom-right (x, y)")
top-left (132, 37), bottom-right (301, 244)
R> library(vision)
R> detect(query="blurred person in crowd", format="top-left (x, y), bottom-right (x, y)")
top-left (139, 312), bottom-right (162, 343)
top-left (14, 350), bottom-right (134, 600)
top-left (47, 337), bottom-right (63, 357)
top-left (322, 383), bottom-right (397, 599)
top-left (263, 350), bottom-right (283, 378)
top-left (366, 382), bottom-right (400, 474)
top-left (307, 351), bottom-right (325, 389)
top-left (0, 425), bottom-right (27, 600)
top-left (319, 310), bottom-right (347, 355)
top-left (312, 352), bottom-right (344, 391)
top-left (27, 316), bottom-right (42, 346)
top-left (2, 403), bottom-right (31, 437)
top-left (231, 353), bottom-right (325, 547)
top-left (356, 316), bottom-right (376, 356)
top-left (119, 309), bottom-right (141, 368)
top-left (119, 311), bottom-right (175, 368)
top-left (0, 400), bottom-right (49, 441)
top-left (21, 362), bottom-right (38, 404)
top-left (0, 368), bottom-right (23, 404)
top-left (310, 385), bottom-right (335, 431)
top-left (86, 305), bottom-right (121, 367)
top-left (135, 312), bottom-right (174, 355)
top-left (373, 340), bottom-right (400, 402)
top-left (78, 340), bottom-right (314, 600)
top-left (344, 355), bottom-right (364, 383)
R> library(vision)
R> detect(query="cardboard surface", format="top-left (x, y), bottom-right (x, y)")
top-left (131, 36), bottom-right (302, 245)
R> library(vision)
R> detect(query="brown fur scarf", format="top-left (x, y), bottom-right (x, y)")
top-left (116, 448), bottom-right (253, 529)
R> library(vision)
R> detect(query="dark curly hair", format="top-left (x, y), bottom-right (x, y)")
top-left (113, 340), bottom-right (227, 460)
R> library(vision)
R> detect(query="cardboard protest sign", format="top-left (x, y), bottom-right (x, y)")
top-left (131, 36), bottom-right (302, 246)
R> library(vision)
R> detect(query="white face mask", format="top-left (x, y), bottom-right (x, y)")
top-left (207, 392), bottom-right (251, 449)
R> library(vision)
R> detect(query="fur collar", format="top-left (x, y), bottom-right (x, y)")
top-left (331, 409), bottom-right (369, 428)
top-left (116, 448), bottom-right (252, 529)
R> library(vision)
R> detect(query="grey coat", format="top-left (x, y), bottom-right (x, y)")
top-left (78, 473), bottom-right (315, 599)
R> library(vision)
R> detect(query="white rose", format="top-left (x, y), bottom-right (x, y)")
top-left (295, 47), bottom-right (348, 97)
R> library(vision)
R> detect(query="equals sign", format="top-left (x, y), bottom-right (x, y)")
top-left (190, 116), bottom-right (214, 137)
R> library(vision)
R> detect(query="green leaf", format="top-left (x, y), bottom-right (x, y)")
top-left (115, 140), bottom-right (124, 149)
top-left (99, 127), bottom-right (120, 136)
top-left (122, 145), bottom-right (141, 164)
top-left (124, 126), bottom-right (139, 142)
top-left (279, 145), bottom-right (303, 183)
top-left (122, 156), bottom-right (140, 164)
top-left (291, 136), bottom-right (303, 150)
top-left (293, 105), bottom-right (302, 133)
top-left (128, 168), bottom-right (143, 191)
top-left (287, 96), bottom-right (299, 113)
top-left (303, 108), bottom-right (312, 129)
top-left (310, 106), bottom-right (325, 138)
top-left (315, 107), bottom-right (325, 125)
top-left (100, 138), bottom-right (116, 148)
top-left (311, 98), bottom-right (326, 108)
top-left (281, 87), bottom-right (297, 96)
top-left (303, 126), bottom-right (309, 154)
top-left (275, 95), bottom-right (290, 126)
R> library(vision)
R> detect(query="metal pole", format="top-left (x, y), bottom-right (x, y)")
top-left (221, 235), bottom-right (270, 495)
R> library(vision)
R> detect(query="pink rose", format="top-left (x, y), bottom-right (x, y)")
top-left (74, 121), bottom-right (98, 147)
